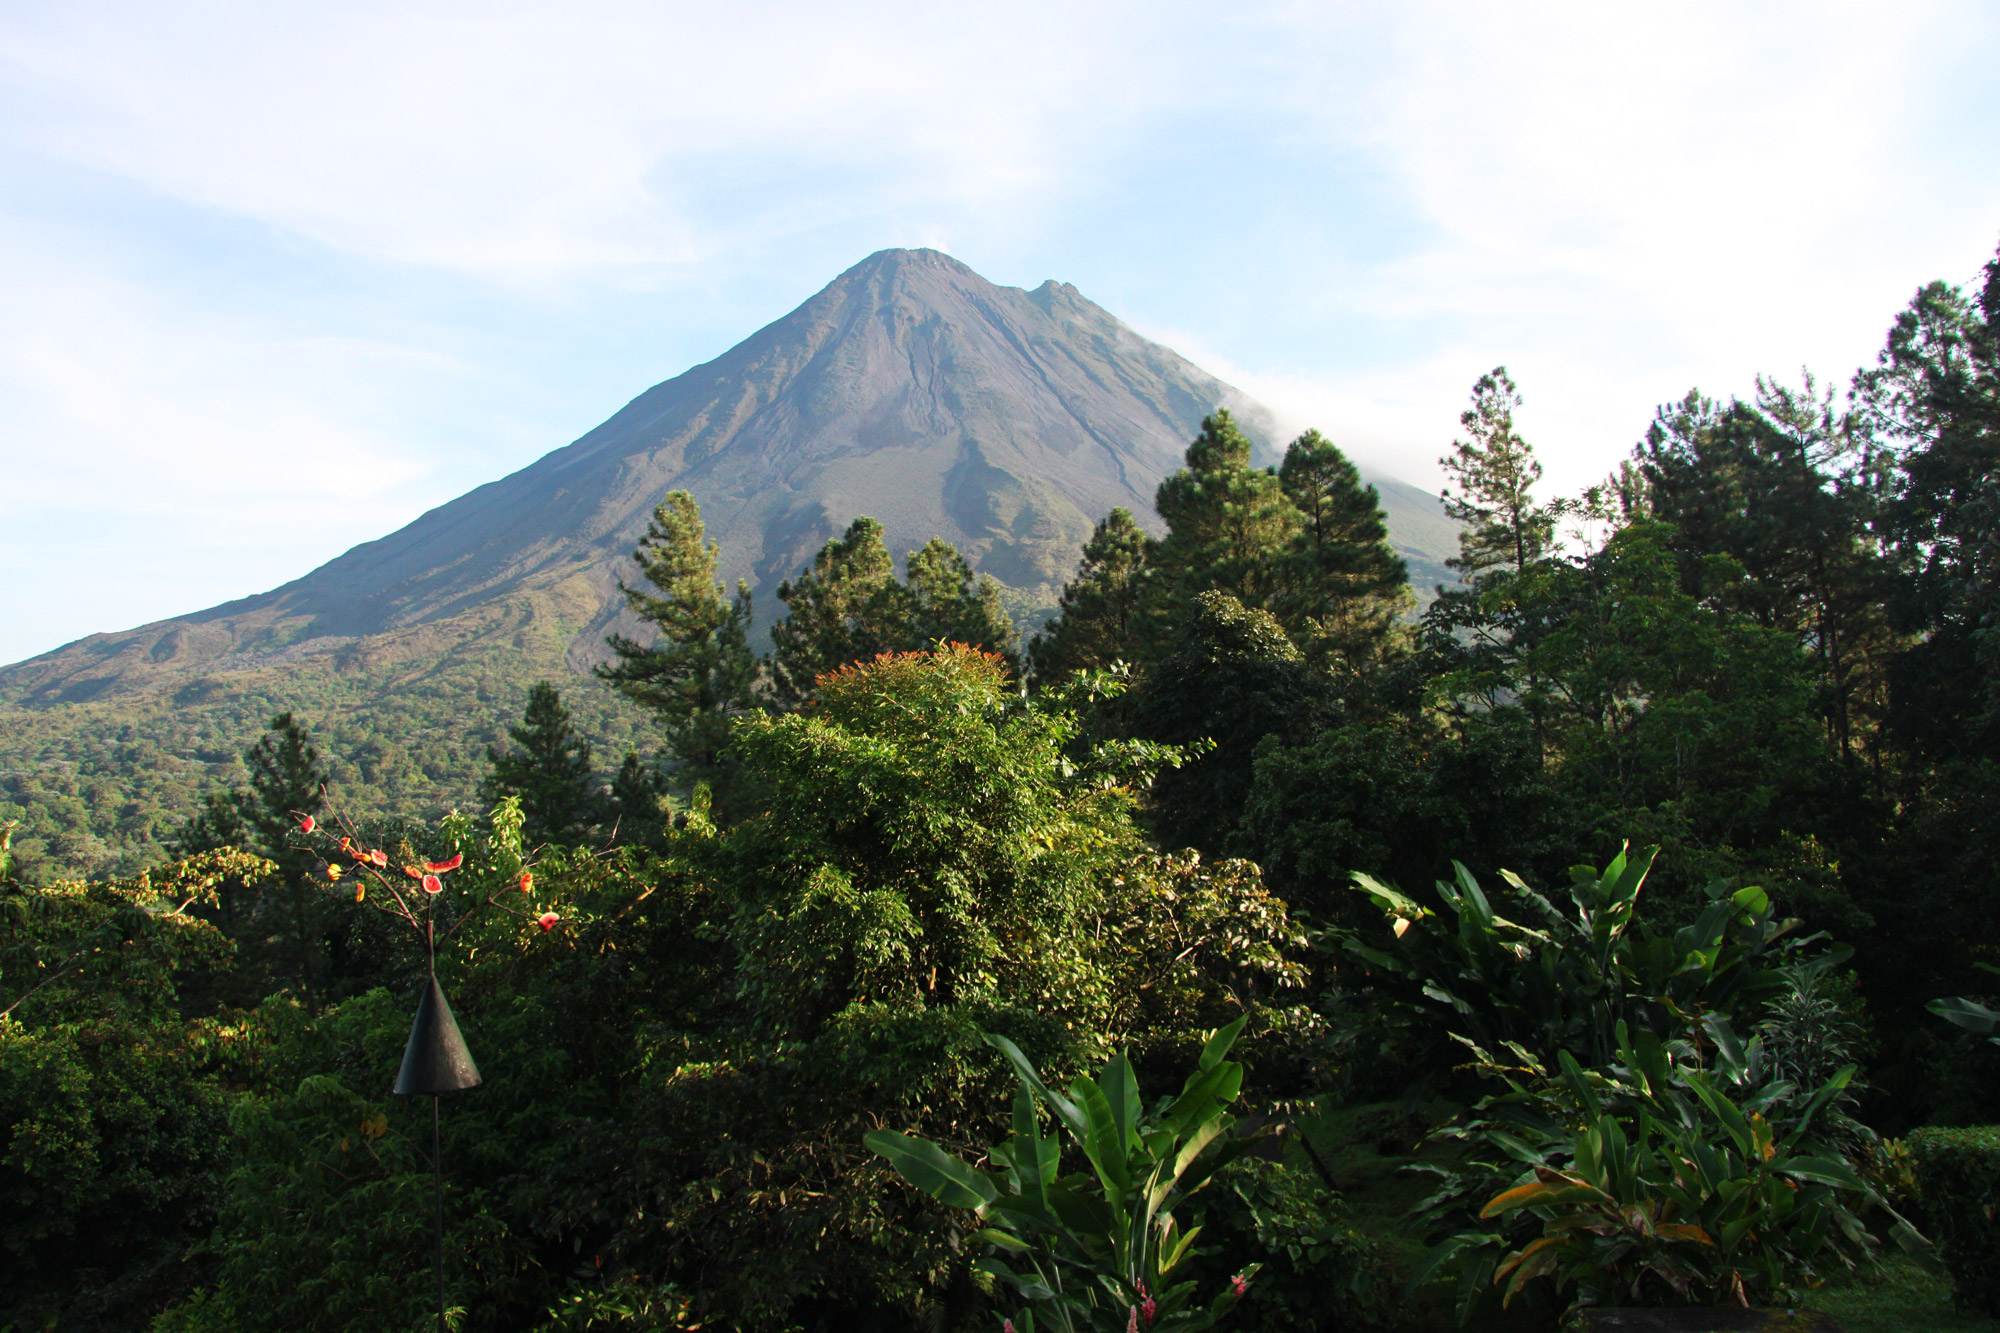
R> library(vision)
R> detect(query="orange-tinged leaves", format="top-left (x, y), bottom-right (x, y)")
top-left (1657, 1223), bottom-right (1715, 1246)
top-left (1482, 1180), bottom-right (1570, 1217)
top-left (421, 874), bottom-right (443, 895)
top-left (426, 854), bottom-right (463, 873)
top-left (369, 849), bottom-right (388, 867)
top-left (518, 870), bottom-right (534, 893)
top-left (1495, 1233), bottom-right (1565, 1281)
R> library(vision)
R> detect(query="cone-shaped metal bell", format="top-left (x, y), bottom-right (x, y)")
top-left (394, 975), bottom-right (482, 1095)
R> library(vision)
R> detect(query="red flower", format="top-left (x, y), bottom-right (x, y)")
top-left (369, 849), bottom-right (388, 867)
top-left (422, 874), bottom-right (443, 894)
top-left (1140, 1283), bottom-right (1155, 1327)
top-left (1231, 1273), bottom-right (1249, 1297)
top-left (298, 815), bottom-right (315, 834)
top-left (536, 911), bottom-right (559, 932)
top-left (426, 854), bottom-right (463, 873)
top-left (518, 870), bottom-right (534, 893)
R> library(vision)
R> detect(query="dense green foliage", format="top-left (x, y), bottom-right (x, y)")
top-left (1909, 1126), bottom-right (2000, 1316)
top-left (8, 232), bottom-right (2000, 1330)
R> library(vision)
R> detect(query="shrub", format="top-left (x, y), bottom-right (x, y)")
top-left (1909, 1125), bottom-right (2000, 1315)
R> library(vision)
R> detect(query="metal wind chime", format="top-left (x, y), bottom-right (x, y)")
top-left (295, 807), bottom-right (553, 1333)
top-left (396, 961), bottom-right (482, 1333)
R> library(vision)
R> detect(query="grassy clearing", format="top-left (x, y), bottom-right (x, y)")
top-left (1800, 1253), bottom-right (1997, 1333)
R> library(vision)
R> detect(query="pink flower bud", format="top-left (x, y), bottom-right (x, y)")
top-left (299, 815), bottom-right (315, 833)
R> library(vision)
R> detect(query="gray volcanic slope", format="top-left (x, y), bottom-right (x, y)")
top-left (1, 248), bottom-right (1453, 705)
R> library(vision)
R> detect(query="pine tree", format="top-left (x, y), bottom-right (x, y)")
top-left (770, 521), bottom-right (1016, 702)
top-left (1028, 507), bottom-right (1154, 680)
top-left (1441, 367), bottom-right (1553, 576)
top-left (768, 516), bottom-right (903, 704)
top-left (231, 714), bottom-right (331, 1005)
top-left (1150, 410), bottom-right (1299, 630)
top-left (1638, 379), bottom-right (1897, 771)
top-left (598, 490), bottom-right (758, 777)
top-left (1856, 247), bottom-right (2000, 762)
top-left (901, 536), bottom-right (1017, 660)
top-left (483, 682), bottom-right (601, 842)
top-left (1275, 429), bottom-right (1410, 665)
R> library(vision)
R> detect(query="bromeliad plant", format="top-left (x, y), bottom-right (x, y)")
top-left (867, 1017), bottom-right (1262, 1332)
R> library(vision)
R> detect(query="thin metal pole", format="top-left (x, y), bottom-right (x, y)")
top-left (428, 899), bottom-right (444, 1333)
top-left (433, 1091), bottom-right (445, 1333)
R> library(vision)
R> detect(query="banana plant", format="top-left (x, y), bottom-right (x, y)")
top-left (867, 1018), bottom-right (1262, 1332)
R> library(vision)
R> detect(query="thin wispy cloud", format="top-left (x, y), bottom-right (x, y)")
top-left (1, 0), bottom-right (1996, 663)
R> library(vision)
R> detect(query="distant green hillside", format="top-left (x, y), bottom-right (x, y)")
top-left (0, 581), bottom-right (658, 882)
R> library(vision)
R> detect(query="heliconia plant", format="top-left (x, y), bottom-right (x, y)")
top-left (867, 1017), bottom-right (1262, 1332)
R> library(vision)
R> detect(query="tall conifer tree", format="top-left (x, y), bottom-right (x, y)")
top-left (483, 682), bottom-right (601, 842)
top-left (768, 517), bottom-right (904, 704)
top-left (599, 490), bottom-right (758, 776)
top-left (1150, 409), bottom-right (1298, 635)
top-left (901, 537), bottom-right (1017, 660)
top-left (1028, 507), bottom-right (1154, 680)
top-left (1441, 367), bottom-right (1553, 576)
top-left (1275, 429), bottom-right (1410, 665)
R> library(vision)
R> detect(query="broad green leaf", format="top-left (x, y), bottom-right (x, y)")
top-left (1073, 1077), bottom-right (1131, 1195)
top-left (1101, 1051), bottom-right (1140, 1147)
top-left (1350, 871), bottom-right (1425, 920)
top-left (1774, 1155), bottom-right (1866, 1190)
top-left (865, 1130), bottom-right (999, 1210)
top-left (985, 1031), bottom-right (1087, 1138)
top-left (1929, 995), bottom-right (2000, 1036)
top-left (1198, 1014), bottom-right (1248, 1071)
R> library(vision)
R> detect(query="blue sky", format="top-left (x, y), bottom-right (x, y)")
top-left (3, 0), bottom-right (1997, 666)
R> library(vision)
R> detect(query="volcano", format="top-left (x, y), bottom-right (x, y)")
top-left (1, 248), bottom-right (1452, 708)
